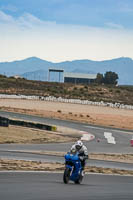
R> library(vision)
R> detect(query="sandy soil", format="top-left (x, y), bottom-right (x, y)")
top-left (0, 159), bottom-right (133, 175)
top-left (0, 99), bottom-right (133, 130)
top-left (0, 126), bottom-right (77, 144)
top-left (1, 99), bottom-right (133, 173)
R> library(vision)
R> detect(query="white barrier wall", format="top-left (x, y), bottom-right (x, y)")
top-left (0, 94), bottom-right (133, 110)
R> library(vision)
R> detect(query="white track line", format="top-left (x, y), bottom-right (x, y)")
top-left (104, 132), bottom-right (116, 144)
top-left (84, 125), bottom-right (132, 135)
top-left (0, 171), bottom-right (132, 177)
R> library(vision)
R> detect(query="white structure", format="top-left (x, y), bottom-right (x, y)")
top-left (13, 75), bottom-right (22, 79)
top-left (48, 69), bottom-right (64, 82)
top-left (0, 94), bottom-right (133, 110)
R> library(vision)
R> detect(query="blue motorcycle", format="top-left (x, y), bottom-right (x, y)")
top-left (63, 152), bottom-right (84, 184)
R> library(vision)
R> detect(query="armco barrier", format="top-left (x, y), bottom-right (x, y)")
top-left (0, 116), bottom-right (9, 127)
top-left (9, 119), bottom-right (57, 131)
top-left (0, 116), bottom-right (56, 131)
top-left (51, 126), bottom-right (57, 132)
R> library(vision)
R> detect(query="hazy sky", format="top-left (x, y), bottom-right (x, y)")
top-left (0, 0), bottom-right (133, 62)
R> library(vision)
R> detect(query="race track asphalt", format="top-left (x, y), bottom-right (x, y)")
top-left (0, 110), bottom-right (133, 154)
top-left (0, 111), bottom-right (133, 170)
top-left (0, 172), bottom-right (133, 200)
top-left (0, 111), bottom-right (133, 199)
top-left (0, 151), bottom-right (133, 170)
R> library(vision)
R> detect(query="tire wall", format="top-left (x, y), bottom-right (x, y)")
top-left (0, 116), bottom-right (57, 131)
top-left (0, 116), bottom-right (9, 127)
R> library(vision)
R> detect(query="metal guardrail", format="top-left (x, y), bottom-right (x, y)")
top-left (0, 116), bottom-right (9, 127)
top-left (0, 116), bottom-right (57, 131)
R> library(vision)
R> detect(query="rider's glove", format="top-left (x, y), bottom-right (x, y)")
top-left (79, 156), bottom-right (84, 161)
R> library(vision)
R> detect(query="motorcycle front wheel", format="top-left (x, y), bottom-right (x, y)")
top-left (74, 172), bottom-right (84, 184)
top-left (63, 168), bottom-right (70, 184)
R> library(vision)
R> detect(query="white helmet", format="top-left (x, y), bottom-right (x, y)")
top-left (75, 140), bottom-right (83, 150)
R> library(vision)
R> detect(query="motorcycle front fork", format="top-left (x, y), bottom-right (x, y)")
top-left (70, 166), bottom-right (74, 176)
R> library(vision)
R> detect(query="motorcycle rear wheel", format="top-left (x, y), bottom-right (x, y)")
top-left (63, 168), bottom-right (70, 184)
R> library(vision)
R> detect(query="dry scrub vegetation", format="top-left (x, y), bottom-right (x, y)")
top-left (1, 100), bottom-right (133, 130)
top-left (0, 126), bottom-right (77, 144)
top-left (0, 159), bottom-right (133, 175)
top-left (0, 75), bottom-right (133, 105)
top-left (0, 76), bottom-right (133, 130)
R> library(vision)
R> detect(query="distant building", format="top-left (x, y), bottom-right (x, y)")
top-left (48, 69), bottom-right (97, 84)
top-left (48, 69), bottom-right (64, 82)
top-left (64, 72), bottom-right (97, 84)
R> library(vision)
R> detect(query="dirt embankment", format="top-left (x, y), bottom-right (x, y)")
top-left (0, 126), bottom-right (78, 144)
top-left (0, 77), bottom-right (133, 105)
top-left (0, 159), bottom-right (133, 176)
top-left (0, 99), bottom-right (133, 130)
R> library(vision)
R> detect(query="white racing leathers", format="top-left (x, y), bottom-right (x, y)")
top-left (70, 145), bottom-right (88, 160)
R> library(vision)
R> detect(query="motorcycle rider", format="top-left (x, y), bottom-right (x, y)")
top-left (70, 140), bottom-right (88, 170)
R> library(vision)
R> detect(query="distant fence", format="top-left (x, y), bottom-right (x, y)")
top-left (0, 116), bottom-right (57, 131)
top-left (0, 94), bottom-right (133, 110)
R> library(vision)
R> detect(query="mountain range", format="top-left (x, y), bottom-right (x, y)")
top-left (0, 57), bottom-right (133, 85)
